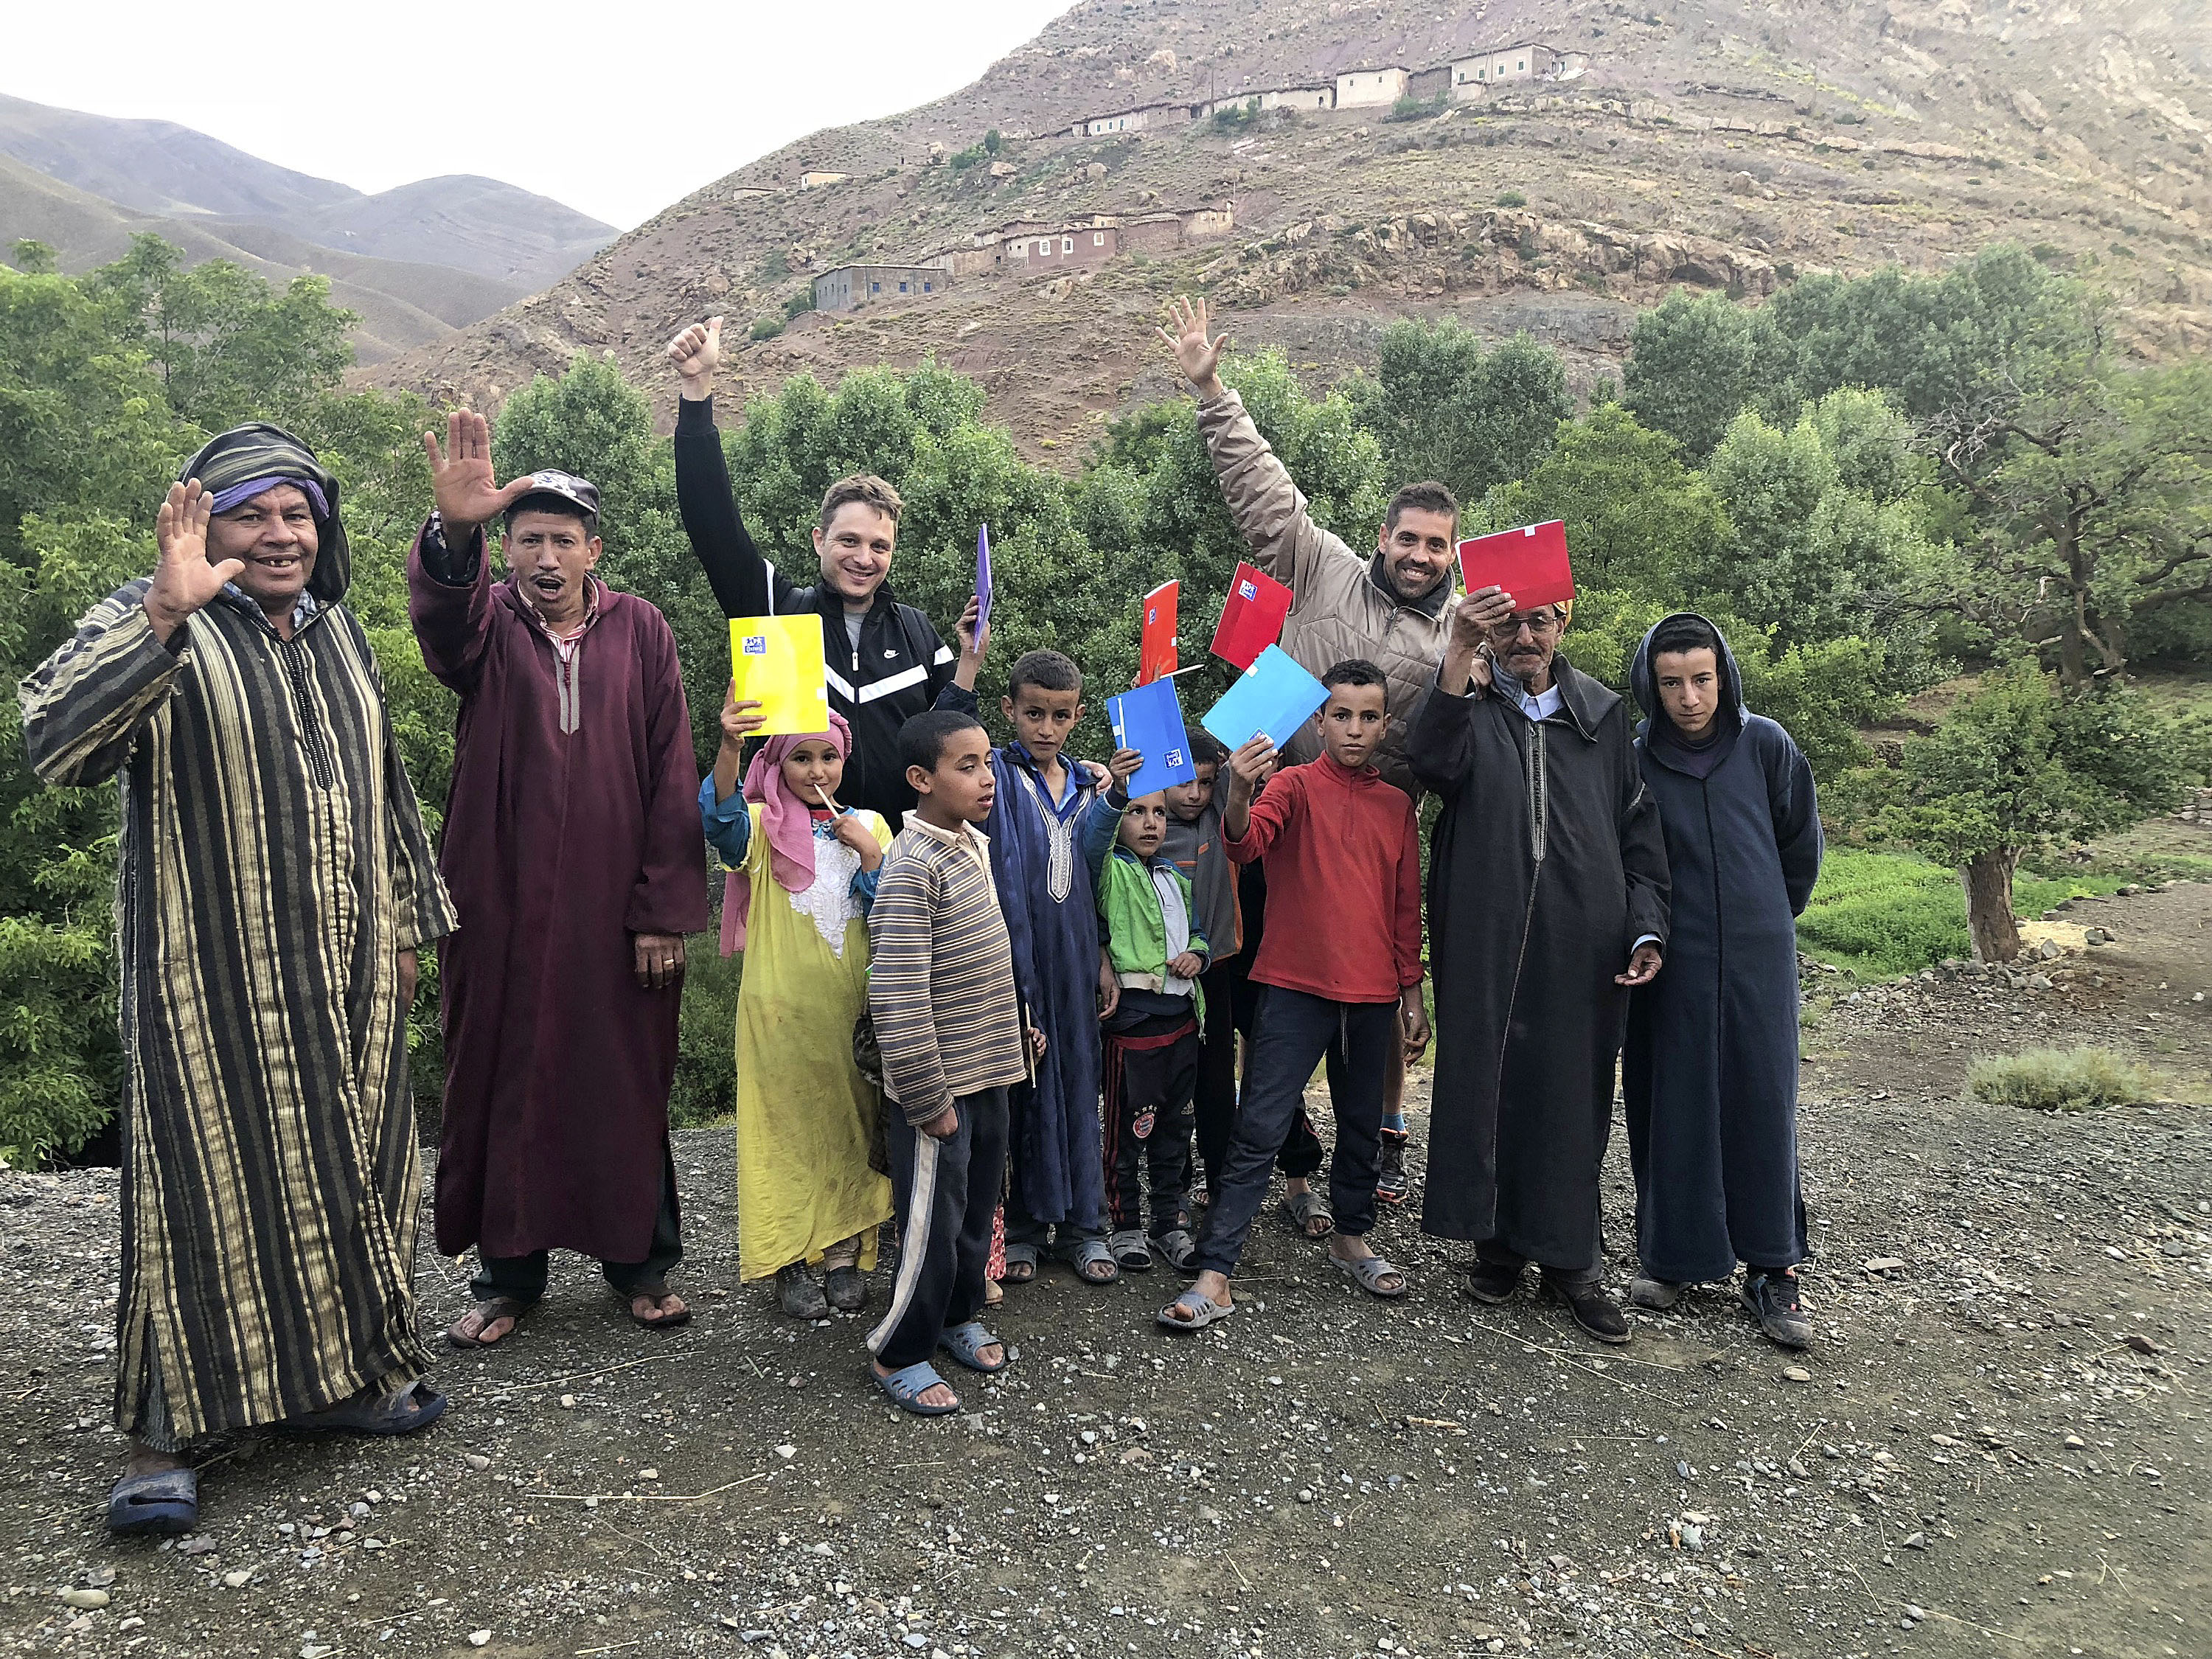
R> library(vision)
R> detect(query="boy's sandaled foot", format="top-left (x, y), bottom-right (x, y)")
top-left (447, 1295), bottom-right (530, 1349)
top-left (618, 1281), bottom-right (691, 1329)
top-left (776, 1262), bottom-right (829, 1319)
top-left (939, 1320), bottom-right (1008, 1373)
top-left (1061, 1237), bottom-right (1119, 1285)
top-left (1330, 1247), bottom-right (1407, 1298)
top-left (872, 1360), bottom-right (961, 1416)
top-left (999, 1244), bottom-right (1039, 1285)
top-left (1108, 1229), bottom-right (1153, 1273)
top-left (1279, 1189), bottom-right (1332, 1239)
top-left (1152, 1228), bottom-right (1198, 1273)
top-left (1156, 1288), bottom-right (1234, 1332)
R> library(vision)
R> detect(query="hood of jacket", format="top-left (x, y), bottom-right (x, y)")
top-left (1629, 611), bottom-right (1746, 747)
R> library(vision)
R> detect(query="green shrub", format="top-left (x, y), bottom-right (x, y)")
top-left (1967, 1047), bottom-right (2163, 1112)
top-left (1795, 848), bottom-right (2121, 979)
top-left (749, 316), bottom-right (783, 342)
top-left (782, 288), bottom-right (815, 320)
top-left (1495, 189), bottom-right (1527, 208)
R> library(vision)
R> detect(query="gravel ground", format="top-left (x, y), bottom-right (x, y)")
top-left (4, 882), bottom-right (2208, 1659)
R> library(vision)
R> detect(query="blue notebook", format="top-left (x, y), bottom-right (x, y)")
top-left (1106, 677), bottom-right (1200, 799)
top-left (1201, 645), bottom-right (1329, 753)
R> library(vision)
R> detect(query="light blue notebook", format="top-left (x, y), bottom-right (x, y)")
top-left (1200, 646), bottom-right (1329, 752)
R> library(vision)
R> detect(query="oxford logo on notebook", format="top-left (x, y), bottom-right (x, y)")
top-left (1238, 580), bottom-right (1258, 600)
top-left (740, 635), bottom-right (768, 655)
top-left (1165, 747), bottom-right (1186, 769)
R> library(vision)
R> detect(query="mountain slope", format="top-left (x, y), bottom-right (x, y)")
top-left (299, 175), bottom-right (616, 290)
top-left (0, 91), bottom-right (616, 342)
top-left (364, 0), bottom-right (2212, 459)
top-left (0, 91), bottom-right (354, 220)
top-left (0, 153), bottom-right (524, 362)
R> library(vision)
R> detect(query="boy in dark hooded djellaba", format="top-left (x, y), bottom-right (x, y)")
top-left (1623, 613), bottom-right (1823, 1348)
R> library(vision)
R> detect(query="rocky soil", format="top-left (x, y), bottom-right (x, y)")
top-left (4, 882), bottom-right (2208, 1659)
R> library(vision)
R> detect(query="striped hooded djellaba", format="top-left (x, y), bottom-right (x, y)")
top-left (18, 424), bottom-right (456, 1445)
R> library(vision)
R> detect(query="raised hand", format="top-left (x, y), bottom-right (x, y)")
top-left (1226, 732), bottom-right (1277, 793)
top-left (1156, 294), bottom-right (1228, 398)
top-left (719, 684), bottom-right (768, 749)
top-left (1106, 747), bottom-right (1144, 788)
top-left (422, 411), bottom-right (535, 538)
top-left (143, 480), bottom-right (243, 642)
top-left (667, 318), bottom-right (723, 395)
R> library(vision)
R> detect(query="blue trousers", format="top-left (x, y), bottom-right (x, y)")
top-left (1191, 984), bottom-right (1394, 1278)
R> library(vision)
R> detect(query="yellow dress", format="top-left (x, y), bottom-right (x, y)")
top-left (729, 804), bottom-right (894, 1279)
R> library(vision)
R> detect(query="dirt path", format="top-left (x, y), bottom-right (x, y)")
top-left (6, 884), bottom-right (2208, 1659)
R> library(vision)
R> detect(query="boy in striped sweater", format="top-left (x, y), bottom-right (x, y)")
top-left (864, 711), bottom-right (1036, 1414)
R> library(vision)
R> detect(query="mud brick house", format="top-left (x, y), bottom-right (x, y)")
top-left (812, 264), bottom-right (946, 310)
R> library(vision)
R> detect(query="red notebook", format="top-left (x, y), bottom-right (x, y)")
top-left (1458, 520), bottom-right (1575, 611)
top-left (1208, 563), bottom-right (1294, 670)
top-left (1138, 580), bottom-right (1179, 686)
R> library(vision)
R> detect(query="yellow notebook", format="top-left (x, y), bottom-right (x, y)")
top-left (728, 616), bottom-right (831, 736)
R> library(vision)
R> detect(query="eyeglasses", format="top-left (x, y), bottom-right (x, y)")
top-left (1487, 613), bottom-right (1562, 639)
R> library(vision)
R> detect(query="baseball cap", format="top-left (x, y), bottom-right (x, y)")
top-left (507, 469), bottom-right (602, 519)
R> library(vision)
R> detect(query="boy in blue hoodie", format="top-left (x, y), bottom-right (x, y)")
top-left (1081, 748), bottom-right (1209, 1273)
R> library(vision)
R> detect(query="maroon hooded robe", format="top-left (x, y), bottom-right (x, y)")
top-left (409, 517), bottom-right (711, 1264)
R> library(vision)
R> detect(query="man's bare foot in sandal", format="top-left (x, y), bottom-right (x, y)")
top-left (1280, 1179), bottom-right (1332, 1239)
top-left (627, 1289), bottom-right (689, 1328)
top-left (1161, 1269), bottom-right (1234, 1324)
top-left (447, 1295), bottom-right (529, 1349)
top-left (872, 1358), bottom-right (959, 1410)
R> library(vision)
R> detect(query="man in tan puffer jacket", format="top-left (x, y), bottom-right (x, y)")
top-left (1162, 295), bottom-right (1461, 798)
top-left (1160, 294), bottom-right (1464, 1217)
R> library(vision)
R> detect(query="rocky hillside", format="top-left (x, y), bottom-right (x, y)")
top-left (366, 0), bottom-right (2212, 456)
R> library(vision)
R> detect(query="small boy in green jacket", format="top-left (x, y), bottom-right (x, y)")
top-left (1080, 749), bottom-right (1209, 1274)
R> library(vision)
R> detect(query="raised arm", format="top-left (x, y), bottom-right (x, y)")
top-left (410, 410), bottom-right (541, 692)
top-left (20, 480), bottom-right (234, 786)
top-left (668, 318), bottom-right (793, 620)
top-left (1160, 293), bottom-right (1358, 599)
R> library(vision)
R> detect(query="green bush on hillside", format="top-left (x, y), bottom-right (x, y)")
top-left (1967, 1047), bottom-right (2164, 1113)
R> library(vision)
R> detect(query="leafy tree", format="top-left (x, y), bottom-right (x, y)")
top-left (1472, 404), bottom-right (1728, 595)
top-left (1622, 289), bottom-right (1784, 460)
top-left (1696, 392), bottom-right (1938, 656)
top-left (9, 240), bottom-right (57, 275)
top-left (85, 234), bottom-right (354, 433)
top-left (1921, 350), bottom-right (2212, 687)
top-left (1345, 321), bottom-right (1570, 508)
top-left (1846, 663), bottom-right (2204, 961)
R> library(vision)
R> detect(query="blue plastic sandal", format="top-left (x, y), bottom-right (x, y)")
top-left (938, 1321), bottom-right (1008, 1374)
top-left (107, 1467), bottom-right (198, 1536)
top-left (873, 1360), bottom-right (962, 1416)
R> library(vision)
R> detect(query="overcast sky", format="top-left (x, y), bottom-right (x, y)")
top-left (3, 0), bottom-right (1073, 229)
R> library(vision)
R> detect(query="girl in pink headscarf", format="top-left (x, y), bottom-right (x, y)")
top-left (701, 688), bottom-right (895, 1320)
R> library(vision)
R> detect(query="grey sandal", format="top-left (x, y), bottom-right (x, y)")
top-left (1061, 1237), bottom-right (1119, 1285)
top-left (1279, 1189), bottom-right (1333, 1239)
top-left (1332, 1252), bottom-right (1408, 1299)
top-left (1152, 1228), bottom-right (1198, 1273)
top-left (1108, 1229), bottom-right (1154, 1272)
top-left (1156, 1289), bottom-right (1234, 1332)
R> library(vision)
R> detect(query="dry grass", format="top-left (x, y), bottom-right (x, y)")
top-left (1966, 1046), bottom-right (2168, 1113)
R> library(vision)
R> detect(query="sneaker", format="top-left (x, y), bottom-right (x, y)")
top-left (1461, 1257), bottom-right (1525, 1305)
top-left (775, 1262), bottom-right (829, 1320)
top-left (823, 1265), bottom-right (867, 1314)
top-left (1545, 1272), bottom-right (1630, 1345)
top-left (1628, 1275), bottom-right (1684, 1310)
top-left (1375, 1126), bottom-right (1410, 1206)
top-left (1741, 1271), bottom-right (1812, 1349)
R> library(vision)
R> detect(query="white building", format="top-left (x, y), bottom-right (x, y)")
top-left (1334, 66), bottom-right (1410, 108)
top-left (1451, 45), bottom-right (1559, 89)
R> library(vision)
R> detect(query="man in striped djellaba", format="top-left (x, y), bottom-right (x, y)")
top-left (20, 425), bottom-right (458, 1537)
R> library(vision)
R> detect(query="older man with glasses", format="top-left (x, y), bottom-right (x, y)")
top-left (1408, 586), bottom-right (1672, 1345)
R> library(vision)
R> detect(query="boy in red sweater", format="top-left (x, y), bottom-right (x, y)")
top-left (1158, 660), bottom-right (1428, 1330)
